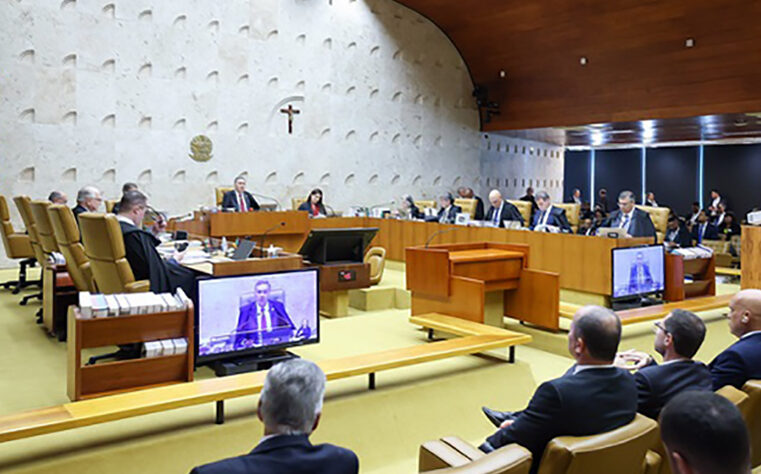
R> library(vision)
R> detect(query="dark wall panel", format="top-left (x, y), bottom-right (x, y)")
top-left (594, 149), bottom-right (643, 207)
top-left (704, 144), bottom-right (761, 218)
top-left (564, 150), bottom-right (590, 202)
top-left (646, 146), bottom-right (698, 216)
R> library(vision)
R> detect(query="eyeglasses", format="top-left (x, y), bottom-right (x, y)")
top-left (653, 321), bottom-right (669, 334)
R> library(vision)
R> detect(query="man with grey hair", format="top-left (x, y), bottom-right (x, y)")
top-left (221, 175), bottom-right (260, 212)
top-left (191, 359), bottom-right (359, 474)
top-left (480, 306), bottom-right (637, 474)
top-left (485, 189), bottom-right (524, 227)
top-left (48, 190), bottom-right (68, 205)
top-left (72, 185), bottom-right (102, 225)
top-left (530, 190), bottom-right (571, 232)
top-left (603, 190), bottom-right (656, 240)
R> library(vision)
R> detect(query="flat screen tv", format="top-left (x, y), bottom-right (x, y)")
top-left (195, 268), bottom-right (319, 364)
top-left (611, 244), bottom-right (665, 299)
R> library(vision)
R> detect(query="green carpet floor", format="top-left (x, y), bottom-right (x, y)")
top-left (0, 267), bottom-right (742, 473)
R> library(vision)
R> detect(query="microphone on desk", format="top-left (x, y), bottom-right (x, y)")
top-left (424, 226), bottom-right (463, 248)
top-left (260, 222), bottom-right (286, 256)
top-left (252, 193), bottom-right (282, 211)
top-left (325, 204), bottom-right (336, 217)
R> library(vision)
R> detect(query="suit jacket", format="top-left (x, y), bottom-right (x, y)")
top-left (485, 200), bottom-right (524, 227)
top-left (627, 261), bottom-right (654, 294)
top-left (530, 206), bottom-right (571, 233)
top-left (298, 201), bottom-right (327, 217)
top-left (719, 222), bottom-right (741, 239)
top-left (191, 434), bottom-right (359, 474)
top-left (436, 205), bottom-right (462, 224)
top-left (222, 190), bottom-right (260, 212)
top-left (604, 208), bottom-right (656, 240)
top-left (691, 222), bottom-right (719, 243)
top-left (709, 332), bottom-right (761, 390)
top-left (234, 300), bottom-right (294, 349)
top-left (484, 366), bottom-right (637, 474)
top-left (664, 225), bottom-right (692, 248)
top-left (634, 360), bottom-right (713, 419)
top-left (473, 196), bottom-right (486, 221)
top-left (72, 204), bottom-right (87, 225)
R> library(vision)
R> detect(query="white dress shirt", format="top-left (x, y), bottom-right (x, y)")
top-left (573, 364), bottom-right (615, 375)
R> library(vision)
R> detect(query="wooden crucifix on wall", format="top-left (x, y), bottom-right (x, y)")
top-left (279, 104), bottom-right (301, 134)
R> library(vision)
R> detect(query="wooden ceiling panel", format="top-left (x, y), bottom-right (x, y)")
top-left (395, 0), bottom-right (761, 131)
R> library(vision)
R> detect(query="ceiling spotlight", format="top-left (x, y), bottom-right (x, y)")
top-left (499, 70), bottom-right (506, 79)
top-left (579, 56), bottom-right (588, 66)
top-left (685, 38), bottom-right (695, 48)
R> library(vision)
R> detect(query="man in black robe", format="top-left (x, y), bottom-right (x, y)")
top-left (115, 191), bottom-right (197, 298)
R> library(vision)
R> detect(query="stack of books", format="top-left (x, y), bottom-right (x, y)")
top-left (78, 288), bottom-right (191, 318)
top-left (142, 338), bottom-right (189, 358)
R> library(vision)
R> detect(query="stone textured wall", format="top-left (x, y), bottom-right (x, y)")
top-left (0, 0), bottom-right (564, 264)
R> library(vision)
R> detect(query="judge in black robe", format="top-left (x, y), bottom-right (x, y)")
top-left (116, 191), bottom-right (197, 298)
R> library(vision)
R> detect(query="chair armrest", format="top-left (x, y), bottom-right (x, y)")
top-left (424, 444), bottom-right (532, 474)
top-left (419, 440), bottom-right (471, 472)
top-left (125, 280), bottom-right (150, 293)
top-left (642, 450), bottom-right (661, 474)
top-left (441, 436), bottom-right (486, 461)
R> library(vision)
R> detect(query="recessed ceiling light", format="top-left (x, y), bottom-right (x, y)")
top-left (580, 56), bottom-right (588, 66)
top-left (685, 38), bottom-right (695, 48)
top-left (499, 70), bottom-right (506, 78)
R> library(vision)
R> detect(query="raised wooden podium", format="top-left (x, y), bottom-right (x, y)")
top-left (208, 211), bottom-right (309, 252)
top-left (406, 242), bottom-right (560, 331)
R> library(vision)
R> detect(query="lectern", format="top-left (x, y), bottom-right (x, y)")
top-left (406, 242), bottom-right (560, 331)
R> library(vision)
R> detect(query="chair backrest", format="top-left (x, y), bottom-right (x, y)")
top-left (537, 414), bottom-right (659, 474)
top-left (79, 212), bottom-right (138, 294)
top-left (454, 199), bottom-right (478, 219)
top-left (0, 194), bottom-right (30, 259)
top-left (416, 200), bottom-right (437, 210)
top-left (742, 380), bottom-right (761, 467)
top-left (291, 197), bottom-right (306, 210)
top-left (701, 239), bottom-right (729, 253)
top-left (47, 204), bottom-right (96, 292)
top-left (215, 187), bottom-right (233, 207)
top-left (364, 246), bottom-right (386, 285)
top-left (635, 205), bottom-right (669, 242)
top-left (419, 436), bottom-right (532, 474)
top-left (13, 195), bottom-right (47, 264)
top-left (554, 203), bottom-right (581, 230)
top-left (105, 199), bottom-right (118, 213)
top-left (29, 200), bottom-right (60, 254)
top-left (507, 200), bottom-right (532, 224)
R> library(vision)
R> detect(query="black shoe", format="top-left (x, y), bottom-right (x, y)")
top-left (482, 406), bottom-right (513, 428)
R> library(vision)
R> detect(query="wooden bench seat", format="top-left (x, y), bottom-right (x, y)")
top-left (0, 317), bottom-right (531, 444)
top-left (716, 267), bottom-right (741, 277)
top-left (558, 295), bottom-right (732, 325)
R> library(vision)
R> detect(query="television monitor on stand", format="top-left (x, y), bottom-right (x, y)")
top-left (611, 244), bottom-right (665, 310)
top-left (195, 268), bottom-right (320, 376)
top-left (298, 227), bottom-right (379, 264)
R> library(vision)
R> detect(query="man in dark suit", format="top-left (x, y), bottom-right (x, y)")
top-left (480, 306), bottom-right (637, 474)
top-left (520, 187), bottom-right (538, 215)
top-left (614, 309), bottom-right (712, 419)
top-left (222, 175), bottom-right (260, 212)
top-left (709, 289), bottom-right (761, 390)
top-left (691, 210), bottom-right (719, 244)
top-left (434, 193), bottom-right (461, 224)
top-left (603, 190), bottom-right (656, 240)
top-left (234, 280), bottom-right (295, 349)
top-left (707, 189), bottom-right (727, 219)
top-left (660, 391), bottom-right (751, 474)
top-left (191, 359), bottom-right (359, 474)
top-left (72, 185), bottom-right (103, 225)
top-left (566, 188), bottom-right (582, 205)
top-left (457, 187), bottom-right (485, 220)
top-left (626, 251), bottom-right (655, 296)
top-left (530, 191), bottom-right (571, 232)
top-left (485, 189), bottom-right (524, 227)
top-left (664, 216), bottom-right (692, 249)
top-left (597, 188), bottom-right (609, 213)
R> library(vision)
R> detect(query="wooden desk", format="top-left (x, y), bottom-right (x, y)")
top-left (209, 211), bottom-right (309, 252)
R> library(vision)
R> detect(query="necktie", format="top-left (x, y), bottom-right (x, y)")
top-left (539, 210), bottom-right (546, 226)
top-left (493, 205), bottom-right (500, 225)
top-left (238, 192), bottom-right (246, 212)
top-left (621, 214), bottom-right (630, 230)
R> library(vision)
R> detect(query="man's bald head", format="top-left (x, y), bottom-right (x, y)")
top-left (727, 289), bottom-right (761, 337)
top-left (488, 189), bottom-right (502, 207)
top-left (569, 306), bottom-right (622, 363)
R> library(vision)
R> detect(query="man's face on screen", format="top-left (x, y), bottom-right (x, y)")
top-left (255, 283), bottom-right (270, 306)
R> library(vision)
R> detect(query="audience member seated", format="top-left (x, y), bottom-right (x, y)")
top-left (191, 359), bottom-right (359, 474)
top-left (479, 306), bottom-right (637, 474)
top-left (577, 217), bottom-right (595, 236)
top-left (519, 187), bottom-right (538, 215)
top-left (712, 202), bottom-right (727, 227)
top-left (719, 212), bottom-right (742, 239)
top-left (457, 187), bottom-right (485, 220)
top-left (686, 202), bottom-right (701, 228)
top-left (580, 201), bottom-right (593, 219)
top-left (111, 182), bottom-right (138, 214)
top-left (691, 210), bottom-right (719, 244)
top-left (664, 215), bottom-right (693, 249)
top-left (709, 289), bottom-right (761, 390)
top-left (116, 191), bottom-right (196, 297)
top-left (603, 190), bottom-right (656, 240)
top-left (707, 189), bottom-right (726, 218)
top-left (221, 175), bottom-right (260, 212)
top-left (485, 190), bottom-right (524, 227)
top-left (660, 391), bottom-right (751, 474)
top-left (434, 193), bottom-right (461, 224)
top-left (72, 186), bottom-right (103, 225)
top-left (530, 190), bottom-right (571, 232)
top-left (48, 191), bottom-right (67, 205)
top-left (400, 195), bottom-right (424, 220)
top-left (567, 188), bottom-right (582, 205)
top-left (644, 191), bottom-right (658, 207)
top-left (597, 188), bottom-right (609, 213)
top-left (614, 309), bottom-right (712, 419)
top-left (593, 208), bottom-right (607, 228)
top-left (298, 188), bottom-right (327, 218)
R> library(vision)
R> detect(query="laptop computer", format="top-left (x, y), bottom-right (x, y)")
top-left (231, 239), bottom-right (256, 260)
